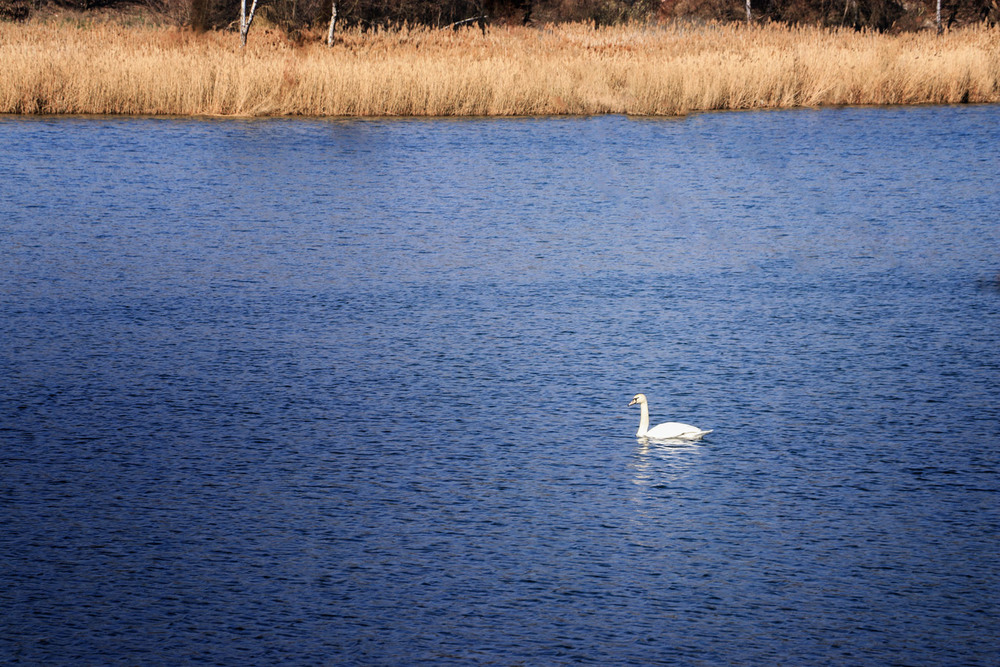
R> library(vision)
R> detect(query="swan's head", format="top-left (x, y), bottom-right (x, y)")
top-left (628, 393), bottom-right (647, 407)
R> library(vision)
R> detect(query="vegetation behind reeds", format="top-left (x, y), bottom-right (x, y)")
top-left (1, 20), bottom-right (998, 116)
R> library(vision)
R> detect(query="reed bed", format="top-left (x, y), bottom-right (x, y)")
top-left (1, 19), bottom-right (998, 116)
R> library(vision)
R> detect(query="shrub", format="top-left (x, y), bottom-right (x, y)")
top-left (0, 0), bottom-right (32, 20)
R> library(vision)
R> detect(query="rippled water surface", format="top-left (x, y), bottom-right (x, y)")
top-left (2, 107), bottom-right (999, 665)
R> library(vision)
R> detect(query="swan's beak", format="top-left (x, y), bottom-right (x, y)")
top-left (628, 398), bottom-right (638, 407)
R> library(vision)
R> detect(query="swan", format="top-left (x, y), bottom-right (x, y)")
top-left (628, 393), bottom-right (711, 441)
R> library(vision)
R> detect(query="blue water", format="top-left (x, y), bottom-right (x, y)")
top-left (2, 107), bottom-right (999, 665)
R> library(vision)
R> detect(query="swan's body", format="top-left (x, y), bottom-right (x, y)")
top-left (628, 393), bottom-right (711, 441)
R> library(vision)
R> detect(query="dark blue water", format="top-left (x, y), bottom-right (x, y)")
top-left (2, 107), bottom-right (999, 665)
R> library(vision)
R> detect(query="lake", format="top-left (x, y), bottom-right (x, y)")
top-left (1, 107), bottom-right (999, 665)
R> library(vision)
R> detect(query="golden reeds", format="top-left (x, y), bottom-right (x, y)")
top-left (1, 19), bottom-right (998, 116)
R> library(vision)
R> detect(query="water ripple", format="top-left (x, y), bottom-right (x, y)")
top-left (2, 108), bottom-right (999, 665)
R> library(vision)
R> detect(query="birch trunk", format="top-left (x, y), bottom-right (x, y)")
top-left (240, 0), bottom-right (260, 48)
top-left (326, 1), bottom-right (337, 47)
top-left (936, 0), bottom-right (942, 34)
top-left (745, 0), bottom-right (751, 23)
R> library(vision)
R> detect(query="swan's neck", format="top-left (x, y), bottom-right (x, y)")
top-left (637, 402), bottom-right (650, 437)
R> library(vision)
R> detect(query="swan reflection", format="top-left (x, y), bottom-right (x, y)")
top-left (630, 438), bottom-right (704, 488)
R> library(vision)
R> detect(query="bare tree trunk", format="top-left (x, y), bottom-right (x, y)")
top-left (936, 0), bottom-right (942, 33)
top-left (745, 0), bottom-right (752, 23)
top-left (190, 0), bottom-right (209, 32)
top-left (240, 0), bottom-right (260, 48)
top-left (326, 0), bottom-right (337, 47)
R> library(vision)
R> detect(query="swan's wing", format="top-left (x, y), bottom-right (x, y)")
top-left (646, 422), bottom-right (697, 438)
top-left (646, 422), bottom-right (712, 440)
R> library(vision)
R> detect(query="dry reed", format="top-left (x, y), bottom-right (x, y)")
top-left (1, 19), bottom-right (998, 116)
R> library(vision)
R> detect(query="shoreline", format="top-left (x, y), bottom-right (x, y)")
top-left (2, 21), bottom-right (999, 117)
top-left (3, 100), bottom-right (998, 121)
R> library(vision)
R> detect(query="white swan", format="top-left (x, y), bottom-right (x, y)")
top-left (628, 393), bottom-right (712, 441)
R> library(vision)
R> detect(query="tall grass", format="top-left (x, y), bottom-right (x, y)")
top-left (1, 20), bottom-right (998, 116)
